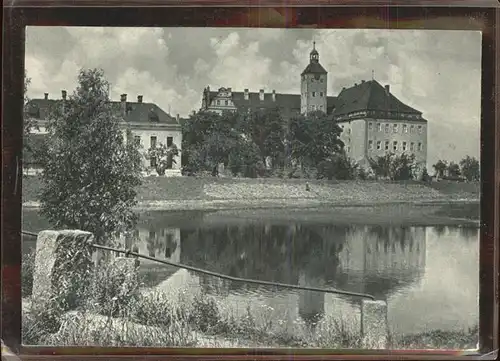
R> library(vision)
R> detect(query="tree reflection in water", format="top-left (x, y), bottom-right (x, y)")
top-left (179, 222), bottom-right (427, 326)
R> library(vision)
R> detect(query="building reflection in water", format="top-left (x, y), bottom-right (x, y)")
top-left (175, 220), bottom-right (427, 329)
top-left (116, 212), bottom-right (427, 330)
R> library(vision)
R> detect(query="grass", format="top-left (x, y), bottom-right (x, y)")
top-left (22, 175), bottom-right (480, 204)
top-left (22, 251), bottom-right (478, 349)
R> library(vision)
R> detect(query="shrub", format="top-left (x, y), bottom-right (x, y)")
top-left (22, 251), bottom-right (36, 298)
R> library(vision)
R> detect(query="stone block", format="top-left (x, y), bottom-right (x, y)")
top-left (31, 230), bottom-right (94, 315)
top-left (360, 299), bottom-right (389, 349)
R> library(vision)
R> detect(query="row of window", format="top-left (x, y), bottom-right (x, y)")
top-left (306, 104), bottom-right (325, 111)
top-left (215, 99), bottom-right (231, 106)
top-left (133, 135), bottom-right (174, 148)
top-left (368, 140), bottom-right (424, 152)
top-left (302, 76), bottom-right (325, 83)
top-left (369, 122), bottom-right (424, 134)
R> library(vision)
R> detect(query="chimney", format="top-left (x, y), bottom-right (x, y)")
top-left (259, 89), bottom-right (264, 101)
top-left (44, 93), bottom-right (48, 100)
top-left (61, 90), bottom-right (67, 100)
top-left (385, 85), bottom-right (390, 95)
top-left (272, 90), bottom-right (276, 102)
top-left (361, 80), bottom-right (365, 83)
top-left (244, 89), bottom-right (249, 100)
top-left (137, 95), bottom-right (143, 103)
top-left (176, 114), bottom-right (180, 123)
top-left (120, 94), bottom-right (127, 117)
top-left (227, 87), bottom-right (232, 96)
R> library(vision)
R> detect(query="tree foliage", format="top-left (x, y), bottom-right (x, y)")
top-left (317, 152), bottom-right (360, 180)
top-left (369, 152), bottom-right (417, 181)
top-left (146, 142), bottom-right (179, 176)
top-left (432, 160), bottom-right (448, 178)
top-left (459, 156), bottom-right (480, 181)
top-left (289, 111), bottom-right (344, 169)
top-left (447, 161), bottom-right (461, 178)
top-left (39, 68), bottom-right (143, 244)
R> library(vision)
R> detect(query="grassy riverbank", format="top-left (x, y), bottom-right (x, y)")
top-left (23, 291), bottom-right (478, 350)
top-left (22, 176), bottom-right (479, 210)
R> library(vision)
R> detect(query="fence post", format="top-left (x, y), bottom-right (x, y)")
top-left (360, 299), bottom-right (389, 349)
top-left (31, 230), bottom-right (94, 325)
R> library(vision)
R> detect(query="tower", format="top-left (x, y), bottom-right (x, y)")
top-left (300, 41), bottom-right (328, 115)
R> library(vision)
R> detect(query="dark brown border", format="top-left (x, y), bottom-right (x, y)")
top-left (2, 3), bottom-right (499, 360)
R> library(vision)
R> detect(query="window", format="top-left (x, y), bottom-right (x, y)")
top-left (385, 141), bottom-right (390, 150)
top-left (393, 141), bottom-right (398, 151)
top-left (368, 140), bottom-right (374, 150)
top-left (402, 141), bottom-right (407, 151)
top-left (418, 125), bottom-right (423, 134)
top-left (403, 124), bottom-right (408, 133)
top-left (216, 100), bottom-right (220, 105)
top-left (410, 125), bottom-right (415, 133)
top-left (410, 142), bottom-right (415, 151)
top-left (150, 136), bottom-right (157, 148)
top-left (134, 135), bottom-right (141, 145)
top-left (376, 141), bottom-right (382, 150)
top-left (319, 105), bottom-right (323, 110)
top-left (368, 122), bottom-right (373, 131)
top-left (320, 78), bottom-right (324, 83)
top-left (378, 123), bottom-right (383, 132)
top-left (418, 142), bottom-right (423, 151)
top-left (346, 146), bottom-right (351, 152)
top-left (224, 100), bottom-right (228, 106)
top-left (167, 136), bottom-right (173, 147)
top-left (311, 105), bottom-right (316, 111)
top-left (393, 124), bottom-right (399, 133)
top-left (347, 128), bottom-right (351, 134)
top-left (320, 92), bottom-right (324, 97)
top-left (385, 124), bottom-right (390, 133)
top-left (312, 92), bottom-right (316, 97)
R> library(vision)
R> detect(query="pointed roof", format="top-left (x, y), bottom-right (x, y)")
top-left (332, 80), bottom-right (423, 117)
top-left (301, 62), bottom-right (328, 75)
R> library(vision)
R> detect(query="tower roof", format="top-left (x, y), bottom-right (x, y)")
top-left (302, 41), bottom-right (327, 75)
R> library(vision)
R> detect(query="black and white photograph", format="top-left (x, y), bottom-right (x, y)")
top-left (21, 26), bottom-right (481, 350)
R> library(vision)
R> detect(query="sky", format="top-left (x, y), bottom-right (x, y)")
top-left (25, 26), bottom-right (482, 167)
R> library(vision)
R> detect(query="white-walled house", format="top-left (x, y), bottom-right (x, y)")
top-left (24, 92), bottom-right (183, 176)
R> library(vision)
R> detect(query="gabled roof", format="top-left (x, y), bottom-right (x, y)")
top-left (301, 62), bottom-right (327, 75)
top-left (332, 80), bottom-right (422, 117)
top-left (26, 98), bottom-right (180, 126)
top-left (207, 90), bottom-right (337, 115)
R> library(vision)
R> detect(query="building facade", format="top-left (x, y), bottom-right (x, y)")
top-left (24, 92), bottom-right (183, 176)
top-left (200, 43), bottom-right (428, 172)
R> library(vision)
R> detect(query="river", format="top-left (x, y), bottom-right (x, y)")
top-left (22, 205), bottom-right (479, 338)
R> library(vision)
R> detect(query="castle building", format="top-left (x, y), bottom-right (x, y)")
top-left (24, 92), bottom-right (183, 176)
top-left (200, 42), bottom-right (428, 171)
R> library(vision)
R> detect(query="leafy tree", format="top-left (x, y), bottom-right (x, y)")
top-left (459, 156), bottom-right (480, 181)
top-left (24, 71), bottom-right (38, 140)
top-left (420, 167), bottom-right (431, 182)
top-left (432, 160), bottom-right (448, 178)
top-left (290, 111), bottom-right (344, 169)
top-left (238, 107), bottom-right (286, 166)
top-left (227, 137), bottom-right (262, 178)
top-left (317, 153), bottom-right (359, 180)
top-left (182, 110), bottom-right (240, 175)
top-left (369, 152), bottom-right (416, 181)
top-left (38, 68), bottom-right (143, 245)
top-left (447, 161), bottom-right (461, 178)
top-left (368, 153), bottom-right (393, 180)
top-left (146, 142), bottom-right (179, 176)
